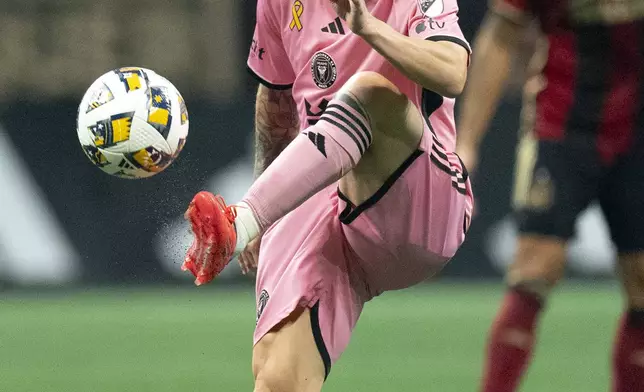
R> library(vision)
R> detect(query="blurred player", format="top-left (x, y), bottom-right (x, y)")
top-left (183, 0), bottom-right (473, 389)
top-left (456, 1), bottom-right (644, 391)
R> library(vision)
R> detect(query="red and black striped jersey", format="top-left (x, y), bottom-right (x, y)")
top-left (493, 0), bottom-right (644, 164)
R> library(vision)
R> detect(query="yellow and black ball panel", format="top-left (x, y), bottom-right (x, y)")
top-left (87, 112), bottom-right (135, 148)
top-left (178, 94), bottom-right (189, 125)
top-left (124, 146), bottom-right (174, 173)
top-left (147, 86), bottom-right (173, 139)
top-left (80, 145), bottom-right (110, 168)
top-left (113, 67), bottom-right (150, 93)
top-left (90, 148), bottom-right (153, 179)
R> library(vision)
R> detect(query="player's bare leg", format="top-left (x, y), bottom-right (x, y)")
top-left (252, 307), bottom-right (325, 392)
top-left (481, 235), bottom-right (566, 392)
top-left (613, 252), bottom-right (644, 392)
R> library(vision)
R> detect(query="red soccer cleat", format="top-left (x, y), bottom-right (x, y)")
top-left (183, 191), bottom-right (237, 286)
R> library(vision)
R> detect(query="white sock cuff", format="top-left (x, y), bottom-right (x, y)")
top-left (233, 201), bottom-right (261, 254)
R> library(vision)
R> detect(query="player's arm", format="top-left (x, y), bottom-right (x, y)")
top-left (455, 13), bottom-right (528, 163)
top-left (358, 19), bottom-right (468, 98)
top-left (253, 85), bottom-right (300, 179)
top-left (247, 0), bottom-right (299, 179)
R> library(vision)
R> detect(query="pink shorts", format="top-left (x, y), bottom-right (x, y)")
top-left (253, 131), bottom-right (473, 378)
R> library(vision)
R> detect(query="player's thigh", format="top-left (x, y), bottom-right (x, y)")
top-left (336, 72), bottom-right (425, 204)
top-left (253, 307), bottom-right (325, 392)
top-left (510, 135), bottom-right (599, 289)
top-left (336, 148), bottom-right (472, 293)
top-left (255, 194), bottom-right (364, 381)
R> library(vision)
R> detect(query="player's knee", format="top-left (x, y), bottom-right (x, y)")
top-left (336, 71), bottom-right (412, 138)
top-left (253, 352), bottom-right (298, 392)
top-left (618, 252), bottom-right (644, 308)
top-left (254, 355), bottom-right (317, 392)
top-left (252, 316), bottom-right (324, 392)
top-left (507, 236), bottom-right (567, 298)
top-left (339, 71), bottom-right (402, 103)
top-left (254, 373), bottom-right (297, 392)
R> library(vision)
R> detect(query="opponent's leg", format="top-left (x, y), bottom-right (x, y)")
top-left (481, 137), bottom-right (597, 392)
top-left (252, 307), bottom-right (325, 392)
top-left (599, 150), bottom-right (644, 392)
top-left (613, 253), bottom-right (644, 392)
top-left (481, 235), bottom-right (566, 392)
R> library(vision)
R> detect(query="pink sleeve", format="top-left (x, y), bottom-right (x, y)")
top-left (408, 0), bottom-right (472, 55)
top-left (247, 0), bottom-right (295, 89)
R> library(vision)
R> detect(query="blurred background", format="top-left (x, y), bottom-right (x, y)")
top-left (0, 1), bottom-right (621, 391)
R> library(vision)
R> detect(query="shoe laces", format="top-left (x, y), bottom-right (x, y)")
top-left (214, 195), bottom-right (237, 223)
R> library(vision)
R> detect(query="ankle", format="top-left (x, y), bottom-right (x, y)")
top-left (233, 202), bottom-right (261, 253)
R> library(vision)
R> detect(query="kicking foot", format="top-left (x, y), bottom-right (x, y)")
top-left (183, 191), bottom-right (237, 285)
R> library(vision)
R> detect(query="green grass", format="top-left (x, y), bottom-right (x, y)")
top-left (0, 283), bottom-right (622, 391)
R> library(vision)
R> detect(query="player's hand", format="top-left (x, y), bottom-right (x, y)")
top-left (329, 0), bottom-right (374, 36)
top-left (238, 236), bottom-right (262, 275)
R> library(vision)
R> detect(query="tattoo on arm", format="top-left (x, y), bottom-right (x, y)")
top-left (253, 85), bottom-right (300, 179)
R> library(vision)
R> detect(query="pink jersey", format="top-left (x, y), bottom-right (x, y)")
top-left (247, 0), bottom-right (471, 151)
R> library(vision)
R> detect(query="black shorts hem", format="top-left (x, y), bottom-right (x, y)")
top-left (246, 67), bottom-right (293, 90)
top-left (515, 208), bottom-right (576, 240)
top-left (310, 302), bottom-right (331, 380)
top-left (337, 149), bottom-right (424, 224)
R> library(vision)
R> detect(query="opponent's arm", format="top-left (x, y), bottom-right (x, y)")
top-left (253, 84), bottom-right (300, 179)
top-left (455, 13), bottom-right (527, 166)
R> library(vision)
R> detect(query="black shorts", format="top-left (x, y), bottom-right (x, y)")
top-left (512, 133), bottom-right (644, 253)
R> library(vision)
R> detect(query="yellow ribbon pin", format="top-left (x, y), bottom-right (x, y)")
top-left (289, 0), bottom-right (304, 31)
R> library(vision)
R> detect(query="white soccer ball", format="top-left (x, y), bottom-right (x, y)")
top-left (77, 67), bottom-right (189, 178)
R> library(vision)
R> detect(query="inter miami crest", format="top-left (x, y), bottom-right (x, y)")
top-left (311, 52), bottom-right (337, 89)
top-left (256, 289), bottom-right (270, 324)
top-left (418, 0), bottom-right (444, 17)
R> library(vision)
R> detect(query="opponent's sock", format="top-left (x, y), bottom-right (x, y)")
top-left (481, 289), bottom-right (543, 392)
top-left (241, 94), bottom-right (372, 233)
top-left (612, 309), bottom-right (644, 392)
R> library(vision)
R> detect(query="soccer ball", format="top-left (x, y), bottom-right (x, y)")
top-left (77, 67), bottom-right (189, 179)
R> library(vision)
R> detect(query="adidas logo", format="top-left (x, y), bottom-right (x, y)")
top-left (321, 17), bottom-right (345, 35)
top-left (304, 131), bottom-right (327, 157)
